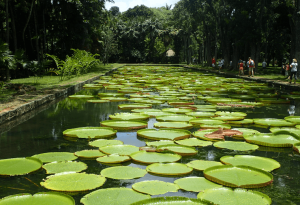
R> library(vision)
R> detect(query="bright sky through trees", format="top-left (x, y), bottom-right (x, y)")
top-left (105, 0), bottom-right (180, 12)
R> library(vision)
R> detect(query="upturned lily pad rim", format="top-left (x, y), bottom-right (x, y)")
top-left (109, 113), bottom-right (150, 121)
top-left (100, 166), bottom-right (147, 179)
top-left (63, 127), bottom-right (117, 139)
top-left (32, 152), bottom-right (78, 163)
top-left (244, 132), bottom-right (299, 147)
top-left (99, 144), bottom-right (139, 156)
top-left (130, 150), bottom-right (182, 164)
top-left (203, 165), bottom-right (273, 188)
top-left (132, 180), bottom-right (180, 195)
top-left (174, 177), bottom-right (223, 192)
top-left (96, 154), bottom-right (131, 163)
top-left (42, 161), bottom-right (88, 174)
top-left (131, 196), bottom-right (213, 205)
top-left (156, 115), bottom-right (195, 122)
top-left (137, 128), bottom-right (191, 140)
top-left (156, 144), bottom-right (197, 156)
top-left (146, 163), bottom-right (193, 175)
top-left (0, 157), bottom-right (43, 176)
top-left (100, 120), bottom-right (148, 131)
top-left (74, 150), bottom-right (106, 158)
top-left (213, 141), bottom-right (259, 151)
top-left (0, 192), bottom-right (75, 205)
top-left (88, 139), bottom-right (124, 148)
top-left (154, 122), bottom-right (194, 129)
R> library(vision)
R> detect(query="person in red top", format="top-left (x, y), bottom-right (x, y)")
top-left (248, 57), bottom-right (255, 77)
top-left (285, 63), bottom-right (290, 79)
top-left (238, 59), bottom-right (244, 76)
top-left (212, 57), bottom-right (216, 68)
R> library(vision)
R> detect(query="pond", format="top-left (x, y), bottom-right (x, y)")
top-left (0, 66), bottom-right (300, 204)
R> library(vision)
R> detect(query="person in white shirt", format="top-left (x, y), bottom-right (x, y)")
top-left (290, 58), bottom-right (298, 84)
top-left (218, 59), bottom-right (223, 73)
top-left (262, 60), bottom-right (266, 69)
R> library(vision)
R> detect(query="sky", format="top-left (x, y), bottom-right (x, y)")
top-left (105, 0), bottom-right (180, 12)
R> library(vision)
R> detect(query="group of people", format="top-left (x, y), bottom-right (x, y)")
top-left (212, 57), bottom-right (298, 84)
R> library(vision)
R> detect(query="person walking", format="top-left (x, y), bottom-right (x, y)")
top-left (212, 57), bottom-right (216, 68)
top-left (218, 59), bottom-right (223, 73)
top-left (248, 57), bottom-right (255, 77)
top-left (238, 59), bottom-right (244, 76)
top-left (290, 59), bottom-right (298, 84)
top-left (285, 63), bottom-right (290, 79)
top-left (262, 60), bottom-right (267, 69)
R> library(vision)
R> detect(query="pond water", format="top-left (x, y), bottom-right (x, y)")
top-left (0, 66), bottom-right (300, 204)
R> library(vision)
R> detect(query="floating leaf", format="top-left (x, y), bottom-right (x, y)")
top-left (220, 155), bottom-right (280, 172)
top-left (156, 115), bottom-right (195, 122)
top-left (74, 150), bottom-right (106, 158)
top-left (98, 93), bottom-right (125, 97)
top-left (63, 127), bottom-right (117, 139)
top-left (141, 111), bottom-right (176, 117)
top-left (189, 119), bottom-right (225, 125)
top-left (42, 161), bottom-right (87, 174)
top-left (130, 196), bottom-right (212, 205)
top-left (162, 108), bottom-right (192, 114)
top-left (96, 154), bottom-right (131, 163)
top-left (130, 151), bottom-right (181, 164)
top-left (186, 112), bottom-right (215, 118)
top-left (32, 152), bottom-right (77, 163)
top-left (89, 139), bottom-right (123, 148)
top-left (118, 104), bottom-right (152, 110)
top-left (156, 144), bottom-right (197, 156)
top-left (200, 124), bottom-right (231, 129)
top-left (215, 111), bottom-right (247, 117)
top-left (146, 163), bottom-right (193, 176)
top-left (41, 172), bottom-right (106, 192)
top-left (231, 128), bottom-right (260, 138)
top-left (187, 160), bottom-right (223, 171)
top-left (101, 97), bottom-right (128, 102)
top-left (100, 120), bottom-right (148, 131)
top-left (175, 138), bottom-right (213, 147)
top-left (253, 118), bottom-right (295, 127)
top-left (137, 129), bottom-right (191, 140)
top-left (229, 119), bottom-right (254, 125)
top-left (244, 133), bottom-right (299, 147)
top-left (132, 108), bottom-right (161, 113)
top-left (109, 113), bottom-right (150, 121)
top-left (154, 122), bottom-right (193, 129)
top-left (87, 100), bottom-right (110, 103)
top-left (100, 145), bottom-right (139, 156)
top-left (0, 157), bottom-right (42, 176)
top-left (269, 127), bottom-right (300, 135)
top-left (146, 140), bottom-right (175, 147)
top-left (81, 188), bottom-right (150, 205)
top-left (213, 141), bottom-right (259, 151)
top-left (193, 129), bottom-right (223, 141)
top-left (174, 177), bottom-right (222, 192)
top-left (100, 166), bottom-right (147, 179)
top-left (284, 116), bottom-right (300, 124)
top-left (132, 180), bottom-right (180, 195)
top-left (294, 142), bottom-right (300, 153)
top-left (0, 192), bottom-right (75, 205)
top-left (203, 165), bottom-right (273, 188)
top-left (197, 187), bottom-right (272, 205)
top-left (69, 95), bottom-right (94, 99)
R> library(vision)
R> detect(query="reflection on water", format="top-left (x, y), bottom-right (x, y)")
top-left (0, 81), bottom-right (300, 204)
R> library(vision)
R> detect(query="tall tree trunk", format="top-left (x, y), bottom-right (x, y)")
top-left (205, 29), bottom-right (211, 66)
top-left (33, 3), bottom-right (40, 62)
top-left (22, 0), bottom-right (34, 53)
top-left (5, 0), bottom-right (10, 81)
top-left (9, 2), bottom-right (17, 52)
top-left (295, 0), bottom-right (300, 62)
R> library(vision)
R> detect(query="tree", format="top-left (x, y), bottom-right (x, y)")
top-left (110, 6), bottom-right (120, 16)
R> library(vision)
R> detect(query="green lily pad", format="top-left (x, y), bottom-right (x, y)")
top-left (0, 192), bottom-right (75, 205)
top-left (162, 108), bottom-right (192, 114)
top-left (132, 180), bottom-right (180, 195)
top-left (96, 154), bottom-right (131, 163)
top-left (253, 118), bottom-right (295, 127)
top-left (130, 151), bottom-right (181, 164)
top-left (131, 197), bottom-right (212, 205)
top-left (98, 93), bottom-right (125, 97)
top-left (174, 177), bottom-right (222, 192)
top-left (74, 150), bottom-right (106, 158)
top-left (192, 129), bottom-right (222, 141)
top-left (213, 116), bottom-right (245, 121)
top-left (270, 127), bottom-right (300, 135)
top-left (200, 124), bottom-right (231, 129)
top-left (32, 152), bottom-right (77, 163)
top-left (146, 163), bottom-right (193, 175)
top-left (100, 166), bottom-right (147, 179)
top-left (63, 127), bottom-right (117, 139)
top-left (168, 101), bottom-right (194, 106)
top-left (156, 115), bottom-right (195, 122)
top-left (109, 113), bottom-right (150, 121)
top-left (87, 100), bottom-right (110, 103)
top-left (89, 139), bottom-right (123, 148)
top-left (187, 160), bottom-right (223, 171)
top-left (154, 122), bottom-right (194, 129)
top-left (101, 97), bottom-right (128, 102)
top-left (141, 111), bottom-right (175, 117)
top-left (68, 95), bottom-right (94, 99)
top-left (156, 145), bottom-right (197, 156)
top-left (0, 157), bottom-right (42, 176)
top-left (137, 129), bottom-right (191, 140)
top-left (42, 161), bottom-right (87, 174)
top-left (206, 98), bottom-right (241, 104)
top-left (220, 155), bottom-right (280, 172)
top-left (197, 187), bottom-right (272, 205)
top-left (294, 142), bottom-right (300, 153)
top-left (244, 133), bottom-right (299, 147)
top-left (99, 145), bottom-right (139, 156)
top-left (100, 120), bottom-right (148, 131)
top-left (186, 112), bottom-right (215, 118)
top-left (118, 104), bottom-right (152, 110)
top-left (229, 119), bottom-right (254, 125)
top-left (256, 98), bottom-right (289, 104)
top-left (189, 105), bottom-right (217, 109)
top-left (175, 138), bottom-right (213, 147)
top-left (81, 188), bottom-right (150, 205)
top-left (189, 119), bottom-right (225, 125)
top-left (215, 111), bottom-right (247, 117)
top-left (41, 172), bottom-right (106, 192)
top-left (204, 165), bottom-right (273, 188)
top-left (213, 141), bottom-right (259, 151)
top-left (230, 128), bottom-right (260, 138)
top-left (132, 108), bottom-right (161, 113)
top-left (285, 116), bottom-right (300, 124)
top-left (146, 140), bottom-right (175, 147)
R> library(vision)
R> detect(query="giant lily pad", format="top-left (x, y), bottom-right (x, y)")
top-left (69, 95), bottom-right (94, 99)
top-left (146, 140), bottom-right (175, 147)
top-left (229, 119), bottom-right (254, 125)
top-left (130, 151), bottom-right (181, 164)
top-left (269, 127), bottom-right (300, 135)
top-left (174, 177), bottom-right (222, 192)
top-left (42, 161), bottom-right (87, 174)
top-left (100, 120), bottom-right (147, 131)
top-left (63, 127), bottom-right (117, 139)
top-left (32, 152), bottom-right (77, 163)
top-left (87, 100), bottom-right (110, 103)
top-left (0, 157), bottom-right (42, 176)
top-left (0, 192), bottom-right (75, 205)
top-left (137, 129), bottom-right (191, 140)
top-left (100, 166), bottom-right (147, 179)
top-left (197, 188), bottom-right (271, 205)
top-left (99, 145), bottom-right (139, 156)
top-left (132, 108), bottom-right (161, 113)
top-left (220, 155), bottom-right (280, 172)
top-left (230, 128), bottom-right (260, 138)
top-left (214, 141), bottom-right (259, 151)
top-left (244, 133), bottom-right (299, 147)
top-left (253, 118), bottom-right (295, 127)
top-left (213, 116), bottom-right (245, 121)
top-left (186, 112), bottom-right (215, 118)
top-left (89, 139), bottom-right (123, 148)
top-left (130, 197), bottom-right (212, 205)
top-left (154, 122), bottom-right (193, 129)
top-left (175, 138), bottom-right (213, 147)
top-left (294, 142), bottom-right (300, 153)
top-left (187, 160), bottom-right (223, 171)
top-left (203, 165), bottom-right (273, 188)
top-left (192, 129), bottom-right (223, 141)
top-left (98, 93), bottom-right (125, 97)
top-left (189, 119), bottom-right (225, 125)
top-left (41, 172), bottom-right (106, 191)
top-left (132, 180), bottom-right (180, 195)
top-left (101, 97), bottom-right (128, 102)
top-left (118, 104), bottom-right (152, 110)
top-left (74, 150), bottom-right (106, 158)
top-left (96, 154), bottom-right (131, 163)
top-left (156, 144), bottom-right (197, 156)
top-left (146, 163), bottom-right (193, 175)
top-left (162, 108), bottom-right (192, 114)
top-left (285, 116), bottom-right (300, 124)
top-left (109, 113), bottom-right (150, 121)
top-left (80, 188), bottom-right (150, 205)
top-left (215, 111), bottom-right (247, 117)
top-left (156, 115), bottom-right (195, 122)
top-left (141, 111), bottom-right (175, 117)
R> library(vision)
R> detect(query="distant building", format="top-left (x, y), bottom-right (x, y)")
top-left (166, 49), bottom-right (175, 57)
